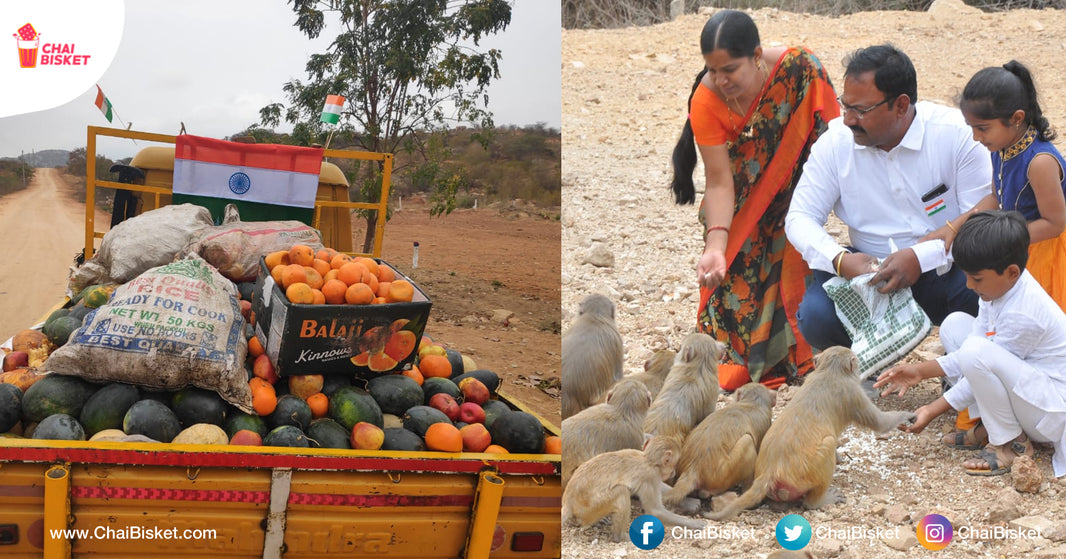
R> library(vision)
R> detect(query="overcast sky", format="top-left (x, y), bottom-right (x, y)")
top-left (0, 0), bottom-right (561, 161)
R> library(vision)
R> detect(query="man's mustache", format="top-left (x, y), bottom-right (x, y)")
top-left (849, 125), bottom-right (866, 134)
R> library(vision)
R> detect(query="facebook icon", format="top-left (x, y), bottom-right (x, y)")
top-left (628, 515), bottom-right (664, 550)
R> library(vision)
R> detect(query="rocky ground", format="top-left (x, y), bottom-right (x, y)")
top-left (562, 2), bottom-right (1066, 557)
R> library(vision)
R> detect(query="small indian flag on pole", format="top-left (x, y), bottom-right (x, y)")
top-left (94, 85), bottom-right (113, 123)
top-left (320, 94), bottom-right (345, 124)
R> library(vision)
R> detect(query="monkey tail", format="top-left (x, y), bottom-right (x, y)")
top-left (703, 475), bottom-right (769, 521)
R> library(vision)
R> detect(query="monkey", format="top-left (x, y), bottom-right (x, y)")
top-left (561, 379), bottom-right (652, 490)
top-left (562, 435), bottom-right (707, 542)
top-left (705, 347), bottom-right (916, 520)
top-left (613, 349), bottom-right (675, 400)
top-left (561, 294), bottom-right (624, 419)
top-left (643, 332), bottom-right (723, 440)
top-left (663, 382), bottom-right (776, 514)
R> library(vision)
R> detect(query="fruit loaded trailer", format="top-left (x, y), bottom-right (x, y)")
top-left (0, 127), bottom-right (561, 558)
top-left (0, 392), bottom-right (561, 559)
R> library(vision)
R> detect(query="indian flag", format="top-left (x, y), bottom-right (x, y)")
top-left (173, 135), bottom-right (324, 208)
top-left (94, 85), bottom-right (113, 123)
top-left (925, 199), bottom-right (946, 217)
top-left (320, 94), bottom-right (345, 124)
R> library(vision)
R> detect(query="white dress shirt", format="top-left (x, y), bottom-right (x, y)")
top-left (785, 101), bottom-right (992, 273)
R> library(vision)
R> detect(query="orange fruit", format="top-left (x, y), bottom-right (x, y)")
top-left (303, 266), bottom-right (324, 290)
top-left (311, 288), bottom-right (325, 305)
top-left (483, 445), bottom-right (509, 454)
top-left (289, 244), bottom-right (315, 267)
top-left (401, 365), bottom-right (424, 386)
top-left (377, 265), bottom-right (396, 283)
top-left (264, 250), bottom-right (290, 270)
top-left (418, 354), bottom-right (452, 378)
top-left (425, 423), bottom-right (463, 452)
top-left (248, 335), bottom-right (265, 358)
top-left (306, 392), bottom-right (329, 419)
top-left (286, 282), bottom-right (315, 304)
top-left (356, 257), bottom-right (379, 276)
top-left (281, 264), bottom-right (307, 290)
top-left (372, 296), bottom-right (387, 305)
top-left (250, 378), bottom-right (277, 416)
top-left (344, 283), bottom-right (375, 305)
top-left (386, 280), bottom-right (415, 303)
top-left (321, 279), bottom-right (349, 305)
top-left (544, 436), bottom-right (561, 454)
top-left (270, 264), bottom-right (285, 286)
top-left (323, 269), bottom-right (340, 283)
top-left (338, 262), bottom-right (369, 286)
top-left (330, 253), bottom-right (353, 270)
top-left (377, 281), bottom-right (392, 298)
top-left (310, 258), bottom-right (331, 278)
top-left (315, 248), bottom-right (337, 262)
top-left (361, 269), bottom-right (379, 294)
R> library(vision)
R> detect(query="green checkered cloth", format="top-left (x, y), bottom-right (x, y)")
top-left (823, 273), bottom-right (932, 380)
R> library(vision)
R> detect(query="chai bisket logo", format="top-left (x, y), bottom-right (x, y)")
top-left (14, 22), bottom-right (92, 68)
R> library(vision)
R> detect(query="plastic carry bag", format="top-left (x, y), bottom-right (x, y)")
top-left (823, 272), bottom-right (932, 380)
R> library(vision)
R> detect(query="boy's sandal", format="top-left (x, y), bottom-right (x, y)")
top-left (942, 422), bottom-right (988, 450)
top-left (963, 435), bottom-right (1033, 477)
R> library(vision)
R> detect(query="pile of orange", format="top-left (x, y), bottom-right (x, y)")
top-left (265, 245), bottom-right (416, 306)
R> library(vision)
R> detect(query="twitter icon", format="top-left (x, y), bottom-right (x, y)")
top-left (775, 514), bottom-right (812, 550)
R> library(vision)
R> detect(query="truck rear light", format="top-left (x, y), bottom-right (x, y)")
top-left (0, 524), bottom-right (17, 544)
top-left (510, 532), bottom-right (543, 552)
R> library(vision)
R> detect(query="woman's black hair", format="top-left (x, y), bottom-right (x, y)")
top-left (952, 210), bottom-right (1030, 274)
top-left (959, 61), bottom-right (1056, 142)
top-left (670, 10), bottom-right (760, 205)
top-left (842, 44), bottom-right (917, 106)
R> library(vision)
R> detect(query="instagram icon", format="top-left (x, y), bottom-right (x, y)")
top-left (917, 514), bottom-right (953, 550)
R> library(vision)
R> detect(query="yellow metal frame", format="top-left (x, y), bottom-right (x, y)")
top-left (84, 126), bottom-right (395, 259)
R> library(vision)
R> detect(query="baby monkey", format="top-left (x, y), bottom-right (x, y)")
top-left (562, 436), bottom-right (706, 542)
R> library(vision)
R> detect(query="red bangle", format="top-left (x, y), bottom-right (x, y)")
top-left (705, 225), bottom-right (729, 237)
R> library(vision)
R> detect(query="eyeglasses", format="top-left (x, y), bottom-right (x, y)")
top-left (837, 96), bottom-right (893, 120)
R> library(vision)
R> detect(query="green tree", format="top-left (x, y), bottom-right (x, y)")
top-left (261, 0), bottom-right (512, 252)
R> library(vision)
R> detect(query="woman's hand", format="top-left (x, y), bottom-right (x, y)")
top-left (698, 248), bottom-right (728, 290)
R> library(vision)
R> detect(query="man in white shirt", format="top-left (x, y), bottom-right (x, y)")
top-left (785, 44), bottom-right (990, 351)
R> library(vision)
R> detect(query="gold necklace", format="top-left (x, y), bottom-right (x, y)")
top-left (726, 61), bottom-right (768, 135)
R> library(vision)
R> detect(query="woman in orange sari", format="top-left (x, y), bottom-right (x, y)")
top-left (670, 10), bottom-right (839, 390)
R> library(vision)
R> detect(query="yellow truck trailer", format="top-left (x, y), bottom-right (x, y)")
top-left (0, 127), bottom-right (561, 558)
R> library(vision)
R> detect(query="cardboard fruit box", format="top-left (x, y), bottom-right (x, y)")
top-left (251, 257), bottom-right (431, 377)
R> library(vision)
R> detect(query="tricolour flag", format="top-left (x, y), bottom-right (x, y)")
top-left (320, 94), bottom-right (345, 124)
top-left (94, 85), bottom-right (113, 123)
top-left (925, 198), bottom-right (946, 217)
top-left (173, 135), bottom-right (324, 208)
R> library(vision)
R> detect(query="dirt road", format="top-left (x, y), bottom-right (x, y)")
top-left (0, 168), bottom-right (106, 341)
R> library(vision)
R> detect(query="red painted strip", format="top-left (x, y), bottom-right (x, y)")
top-left (72, 485), bottom-right (270, 503)
top-left (0, 484), bottom-right (44, 498)
top-left (288, 493), bottom-right (473, 507)
top-left (0, 447), bottom-right (557, 476)
top-left (176, 135), bottom-right (323, 174)
top-left (500, 496), bottom-right (562, 508)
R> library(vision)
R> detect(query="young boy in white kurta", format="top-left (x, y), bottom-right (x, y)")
top-left (875, 210), bottom-right (1066, 476)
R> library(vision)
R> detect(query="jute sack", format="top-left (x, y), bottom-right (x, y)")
top-left (45, 254), bottom-right (252, 412)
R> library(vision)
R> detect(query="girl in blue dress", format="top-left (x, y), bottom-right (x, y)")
top-left (947, 61), bottom-right (1066, 312)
